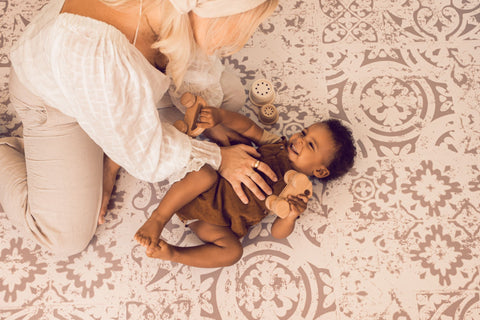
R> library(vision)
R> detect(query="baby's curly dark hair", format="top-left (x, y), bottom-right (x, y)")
top-left (320, 119), bottom-right (356, 181)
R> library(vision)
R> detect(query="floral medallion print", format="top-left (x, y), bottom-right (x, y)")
top-left (386, 1), bottom-right (480, 42)
top-left (325, 47), bottom-right (458, 158)
top-left (237, 260), bottom-right (300, 318)
top-left (401, 160), bottom-right (461, 217)
top-left (452, 200), bottom-right (480, 238)
top-left (56, 237), bottom-right (122, 298)
top-left (347, 162), bottom-right (398, 221)
top-left (320, 0), bottom-right (377, 43)
top-left (214, 241), bottom-right (336, 320)
top-left (1, 0), bottom-right (480, 319)
top-left (360, 76), bottom-right (419, 127)
top-left (410, 225), bottom-right (473, 286)
top-left (0, 238), bottom-right (47, 303)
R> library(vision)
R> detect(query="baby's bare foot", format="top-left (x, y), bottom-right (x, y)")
top-left (134, 213), bottom-right (166, 247)
top-left (146, 240), bottom-right (174, 261)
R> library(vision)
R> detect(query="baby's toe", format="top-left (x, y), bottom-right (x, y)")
top-left (133, 233), bottom-right (141, 242)
top-left (134, 234), bottom-right (149, 247)
top-left (141, 237), bottom-right (151, 247)
top-left (146, 245), bottom-right (157, 257)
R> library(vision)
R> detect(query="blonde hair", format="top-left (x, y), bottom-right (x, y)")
top-left (100, 0), bottom-right (278, 88)
top-left (200, 0), bottom-right (278, 57)
top-left (151, 0), bottom-right (195, 89)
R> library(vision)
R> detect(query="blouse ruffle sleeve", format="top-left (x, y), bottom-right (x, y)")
top-left (11, 14), bottom-right (221, 183)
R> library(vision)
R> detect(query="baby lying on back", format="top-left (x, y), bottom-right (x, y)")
top-left (135, 107), bottom-right (356, 267)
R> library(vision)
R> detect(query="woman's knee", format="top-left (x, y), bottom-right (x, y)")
top-left (25, 206), bottom-right (99, 256)
top-left (20, 128), bottom-right (103, 256)
top-left (220, 70), bottom-right (245, 112)
top-left (44, 230), bottom-right (96, 256)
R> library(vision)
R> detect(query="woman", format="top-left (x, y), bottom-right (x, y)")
top-left (0, 0), bottom-right (278, 255)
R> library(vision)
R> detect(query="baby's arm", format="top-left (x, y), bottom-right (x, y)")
top-left (271, 195), bottom-right (308, 239)
top-left (198, 107), bottom-right (264, 145)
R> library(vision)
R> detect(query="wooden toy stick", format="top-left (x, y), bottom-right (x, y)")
top-left (173, 92), bottom-right (206, 137)
top-left (265, 170), bottom-right (312, 218)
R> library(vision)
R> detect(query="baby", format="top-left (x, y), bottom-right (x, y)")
top-left (134, 107), bottom-right (356, 267)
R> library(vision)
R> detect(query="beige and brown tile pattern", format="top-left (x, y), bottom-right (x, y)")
top-left (1, 0), bottom-right (480, 319)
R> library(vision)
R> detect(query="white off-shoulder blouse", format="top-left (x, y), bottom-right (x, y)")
top-left (9, 0), bottom-right (222, 183)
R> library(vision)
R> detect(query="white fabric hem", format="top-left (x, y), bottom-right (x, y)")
top-left (167, 138), bottom-right (221, 184)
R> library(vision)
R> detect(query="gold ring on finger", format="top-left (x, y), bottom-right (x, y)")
top-left (253, 160), bottom-right (260, 169)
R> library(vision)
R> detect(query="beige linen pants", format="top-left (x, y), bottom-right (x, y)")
top-left (0, 68), bottom-right (244, 256)
top-left (0, 71), bottom-right (104, 255)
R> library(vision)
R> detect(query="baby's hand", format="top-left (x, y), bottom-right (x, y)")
top-left (197, 107), bottom-right (222, 129)
top-left (286, 194), bottom-right (309, 219)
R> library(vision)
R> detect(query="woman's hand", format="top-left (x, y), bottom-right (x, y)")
top-left (219, 144), bottom-right (277, 204)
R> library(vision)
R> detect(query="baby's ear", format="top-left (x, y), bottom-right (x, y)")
top-left (313, 167), bottom-right (330, 179)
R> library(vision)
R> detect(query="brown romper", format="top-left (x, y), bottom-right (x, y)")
top-left (177, 138), bottom-right (293, 238)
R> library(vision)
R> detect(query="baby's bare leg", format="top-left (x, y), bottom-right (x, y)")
top-left (146, 221), bottom-right (243, 267)
top-left (134, 165), bottom-right (217, 247)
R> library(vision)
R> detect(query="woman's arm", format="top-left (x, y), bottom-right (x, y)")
top-left (38, 22), bottom-right (226, 185)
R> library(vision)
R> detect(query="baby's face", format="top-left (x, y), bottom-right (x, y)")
top-left (287, 123), bottom-right (337, 178)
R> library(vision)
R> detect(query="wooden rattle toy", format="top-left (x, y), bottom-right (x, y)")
top-left (174, 92), bottom-right (206, 137)
top-left (258, 104), bottom-right (279, 125)
top-left (249, 79), bottom-right (279, 125)
top-left (265, 170), bottom-right (312, 219)
top-left (249, 79), bottom-right (275, 106)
